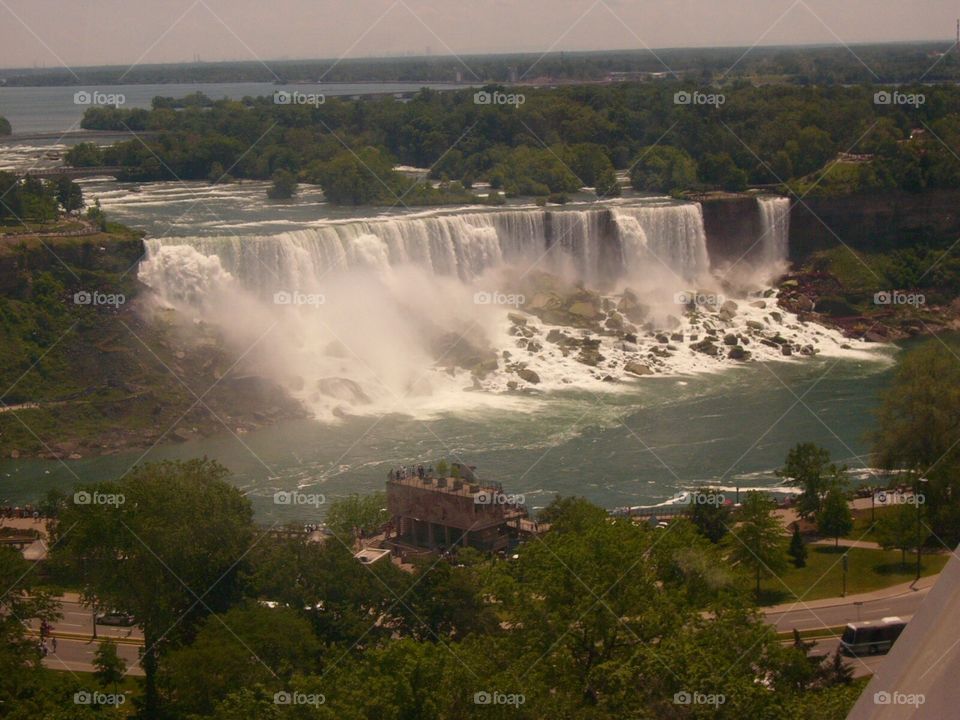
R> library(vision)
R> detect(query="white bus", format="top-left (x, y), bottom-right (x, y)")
top-left (839, 616), bottom-right (908, 656)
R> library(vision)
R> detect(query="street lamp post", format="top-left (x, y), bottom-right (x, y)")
top-left (915, 477), bottom-right (928, 582)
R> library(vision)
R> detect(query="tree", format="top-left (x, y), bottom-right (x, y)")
top-left (788, 525), bottom-right (808, 568)
top-left (778, 443), bottom-right (841, 520)
top-left (93, 639), bottom-right (126, 696)
top-left (818, 490), bottom-right (853, 548)
top-left (0, 116), bottom-right (11, 136)
top-left (874, 503), bottom-right (926, 565)
top-left (158, 606), bottom-right (319, 717)
top-left (267, 169), bottom-right (298, 199)
top-left (874, 339), bottom-right (960, 545)
top-left (689, 488), bottom-right (731, 543)
top-left (51, 460), bottom-right (255, 719)
top-left (55, 177), bottom-right (84, 213)
top-left (725, 492), bottom-right (787, 597)
top-left (629, 145), bottom-right (697, 193)
top-left (324, 492), bottom-right (388, 539)
top-left (594, 167), bottom-right (621, 198)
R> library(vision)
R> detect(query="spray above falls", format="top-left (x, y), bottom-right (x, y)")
top-left (139, 199), bottom-right (798, 420)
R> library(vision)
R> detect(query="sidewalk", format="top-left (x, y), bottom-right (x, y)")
top-left (810, 538), bottom-right (883, 550)
top-left (763, 573), bottom-right (940, 615)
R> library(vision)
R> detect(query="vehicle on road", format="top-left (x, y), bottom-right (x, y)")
top-left (840, 616), bottom-right (907, 656)
top-left (95, 611), bottom-right (136, 626)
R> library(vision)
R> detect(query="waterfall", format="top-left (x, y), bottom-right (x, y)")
top-left (757, 196), bottom-right (790, 265)
top-left (142, 202), bottom-right (712, 301)
top-left (138, 201), bottom-right (716, 420)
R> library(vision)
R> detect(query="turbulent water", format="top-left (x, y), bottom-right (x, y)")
top-left (137, 196), bottom-right (881, 422)
top-left (0, 169), bottom-right (897, 517)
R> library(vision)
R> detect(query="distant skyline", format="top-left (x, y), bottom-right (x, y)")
top-left (0, 0), bottom-right (956, 72)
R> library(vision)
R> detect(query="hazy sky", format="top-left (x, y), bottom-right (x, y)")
top-left (0, 0), bottom-right (956, 71)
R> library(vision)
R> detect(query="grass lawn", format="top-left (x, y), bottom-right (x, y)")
top-left (758, 545), bottom-right (949, 606)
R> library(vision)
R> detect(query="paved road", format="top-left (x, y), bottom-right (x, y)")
top-left (38, 637), bottom-right (143, 676)
top-left (764, 587), bottom-right (926, 632)
top-left (799, 637), bottom-right (888, 679)
top-left (29, 599), bottom-right (143, 642)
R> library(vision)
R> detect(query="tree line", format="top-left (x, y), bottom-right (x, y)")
top-left (66, 82), bottom-right (960, 205)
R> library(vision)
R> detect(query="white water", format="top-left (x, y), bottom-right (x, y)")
top-left (758, 196), bottom-right (791, 268)
top-left (140, 198), bottom-right (876, 421)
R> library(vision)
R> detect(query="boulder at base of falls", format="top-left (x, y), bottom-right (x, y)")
top-left (624, 361), bottom-right (653, 376)
top-left (746, 320), bottom-right (765, 331)
top-left (516, 368), bottom-right (541, 384)
top-left (576, 347), bottom-right (605, 366)
top-left (618, 288), bottom-right (650, 324)
top-left (728, 346), bottom-right (750, 361)
top-left (718, 304), bottom-right (737, 322)
top-left (691, 339), bottom-right (720, 356)
top-left (507, 312), bottom-right (528, 326)
top-left (723, 333), bottom-right (739, 346)
top-left (318, 377), bottom-right (372, 405)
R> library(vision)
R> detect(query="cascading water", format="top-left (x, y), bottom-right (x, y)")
top-left (757, 196), bottom-right (791, 267)
top-left (139, 200), bottom-right (776, 420)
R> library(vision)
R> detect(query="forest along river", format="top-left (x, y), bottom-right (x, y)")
top-left (0, 144), bottom-right (902, 523)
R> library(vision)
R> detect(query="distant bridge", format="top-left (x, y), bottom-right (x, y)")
top-left (23, 166), bottom-right (133, 180)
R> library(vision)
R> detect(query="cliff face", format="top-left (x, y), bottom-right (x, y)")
top-left (699, 195), bottom-right (764, 267)
top-left (0, 233), bottom-right (145, 296)
top-left (788, 190), bottom-right (960, 261)
top-left (699, 190), bottom-right (960, 268)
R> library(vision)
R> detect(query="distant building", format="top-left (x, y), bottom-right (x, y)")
top-left (385, 464), bottom-right (528, 553)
